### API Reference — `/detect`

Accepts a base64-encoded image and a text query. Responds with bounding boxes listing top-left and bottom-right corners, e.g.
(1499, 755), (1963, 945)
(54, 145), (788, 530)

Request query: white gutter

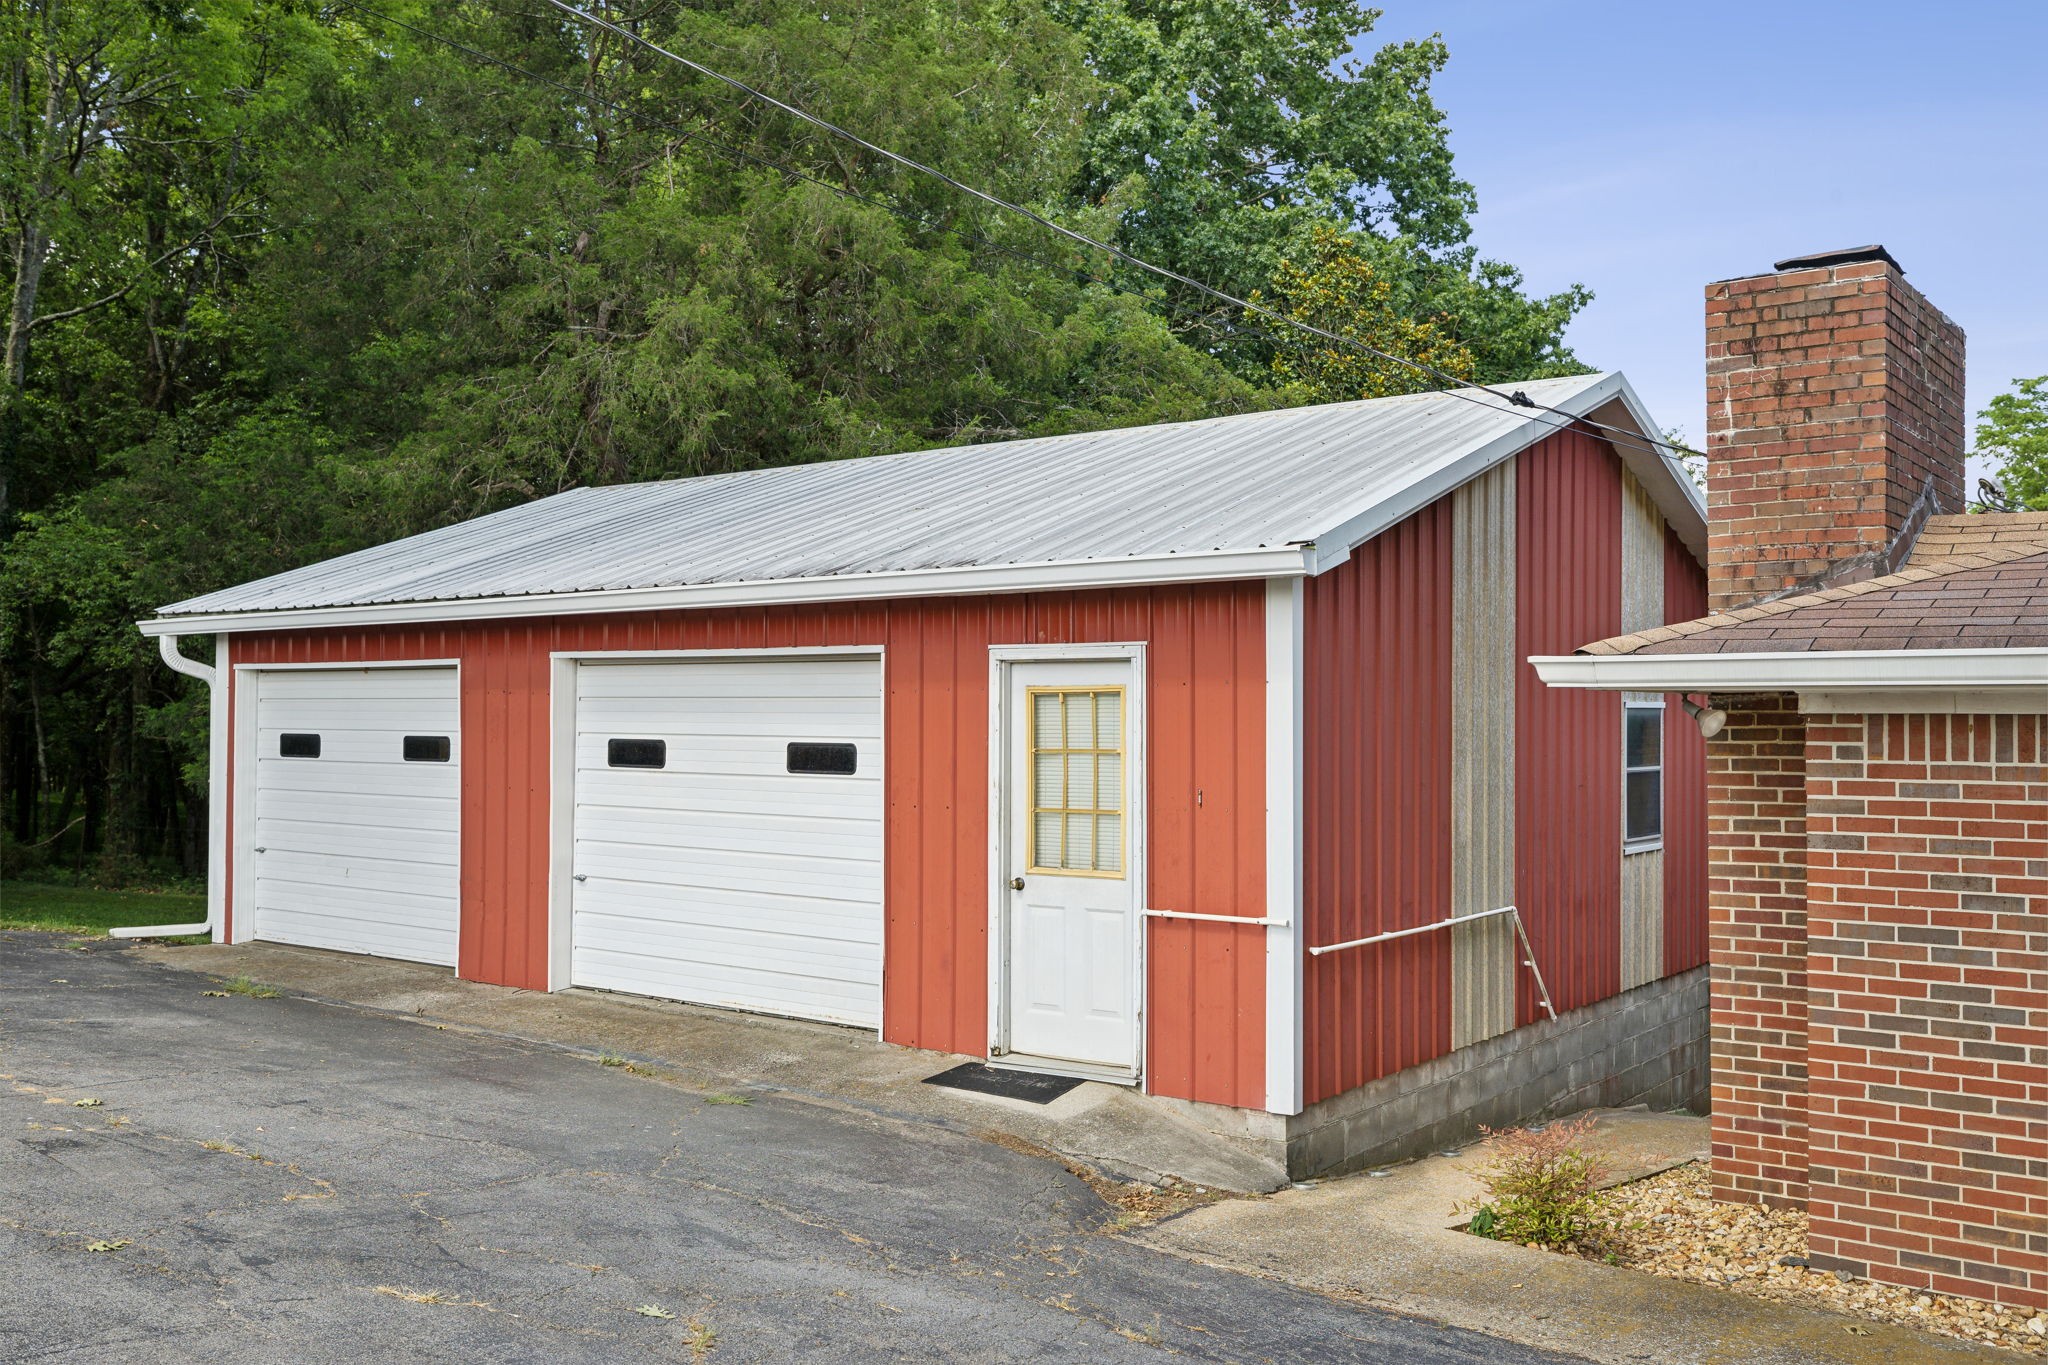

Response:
(135, 544), (1316, 637)
(1530, 647), (2048, 692)
(110, 635), (226, 942)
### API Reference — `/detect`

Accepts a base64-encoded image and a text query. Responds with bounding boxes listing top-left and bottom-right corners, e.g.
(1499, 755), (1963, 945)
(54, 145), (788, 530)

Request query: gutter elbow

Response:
(157, 633), (218, 686)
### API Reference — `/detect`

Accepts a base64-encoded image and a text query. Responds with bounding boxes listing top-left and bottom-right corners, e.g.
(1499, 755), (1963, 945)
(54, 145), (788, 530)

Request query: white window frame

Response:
(1622, 698), (1665, 854)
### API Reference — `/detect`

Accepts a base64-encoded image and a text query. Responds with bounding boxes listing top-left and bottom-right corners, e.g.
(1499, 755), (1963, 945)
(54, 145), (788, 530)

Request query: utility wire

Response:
(329, 1), (1392, 421)
(536, 0), (1707, 475)
(338, 0), (1704, 474)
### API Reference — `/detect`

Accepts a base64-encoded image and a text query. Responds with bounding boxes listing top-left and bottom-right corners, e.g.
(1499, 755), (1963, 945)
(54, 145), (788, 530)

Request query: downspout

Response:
(111, 634), (225, 941)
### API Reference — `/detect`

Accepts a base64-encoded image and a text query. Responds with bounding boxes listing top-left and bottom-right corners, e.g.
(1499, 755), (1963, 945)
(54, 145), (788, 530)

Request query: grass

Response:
(0, 880), (207, 941)
(215, 975), (280, 998)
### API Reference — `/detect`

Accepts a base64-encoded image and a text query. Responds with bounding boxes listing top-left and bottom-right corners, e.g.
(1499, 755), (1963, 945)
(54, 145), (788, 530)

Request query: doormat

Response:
(922, 1062), (1084, 1104)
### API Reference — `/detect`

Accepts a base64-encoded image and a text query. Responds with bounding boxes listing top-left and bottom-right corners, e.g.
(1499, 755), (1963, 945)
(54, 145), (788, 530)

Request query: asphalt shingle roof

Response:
(1578, 512), (2048, 656)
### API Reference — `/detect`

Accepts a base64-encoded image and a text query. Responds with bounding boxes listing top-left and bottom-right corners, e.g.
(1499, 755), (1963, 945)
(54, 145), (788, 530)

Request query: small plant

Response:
(700, 1092), (751, 1106)
(597, 1052), (628, 1067)
(1459, 1115), (1612, 1249)
(219, 976), (279, 998)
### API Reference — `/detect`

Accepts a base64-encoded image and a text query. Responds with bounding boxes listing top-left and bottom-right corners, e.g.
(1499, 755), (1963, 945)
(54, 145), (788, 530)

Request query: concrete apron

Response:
(1137, 1109), (2010, 1365)
(128, 941), (1289, 1195)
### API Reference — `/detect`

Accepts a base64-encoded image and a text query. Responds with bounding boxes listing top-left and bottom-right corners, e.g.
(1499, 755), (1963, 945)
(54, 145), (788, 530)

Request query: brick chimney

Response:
(1703, 246), (1965, 613)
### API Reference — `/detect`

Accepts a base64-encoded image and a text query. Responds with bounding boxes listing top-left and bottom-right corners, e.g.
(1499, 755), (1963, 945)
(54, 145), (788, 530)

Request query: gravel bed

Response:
(1575, 1163), (2046, 1356)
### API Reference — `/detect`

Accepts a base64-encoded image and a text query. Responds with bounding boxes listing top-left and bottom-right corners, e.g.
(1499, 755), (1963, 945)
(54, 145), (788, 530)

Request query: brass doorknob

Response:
(1009, 876), (1025, 891)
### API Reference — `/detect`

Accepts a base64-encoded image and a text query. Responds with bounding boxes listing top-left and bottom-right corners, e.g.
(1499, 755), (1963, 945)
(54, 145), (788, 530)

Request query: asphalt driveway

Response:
(1, 931), (1582, 1363)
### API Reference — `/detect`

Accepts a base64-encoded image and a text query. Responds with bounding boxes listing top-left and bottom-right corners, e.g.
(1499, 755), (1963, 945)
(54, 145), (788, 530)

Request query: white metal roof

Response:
(147, 372), (1701, 634)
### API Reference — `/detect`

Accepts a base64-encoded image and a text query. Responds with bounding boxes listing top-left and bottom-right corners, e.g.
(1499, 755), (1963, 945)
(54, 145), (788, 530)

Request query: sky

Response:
(1368, 1), (2048, 482)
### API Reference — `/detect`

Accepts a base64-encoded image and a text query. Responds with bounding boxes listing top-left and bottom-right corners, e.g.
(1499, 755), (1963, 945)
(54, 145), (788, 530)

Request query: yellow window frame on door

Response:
(1024, 685), (1127, 879)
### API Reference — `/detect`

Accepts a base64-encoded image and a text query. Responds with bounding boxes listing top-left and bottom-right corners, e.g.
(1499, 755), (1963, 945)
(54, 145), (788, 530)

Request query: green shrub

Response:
(1461, 1116), (1612, 1249)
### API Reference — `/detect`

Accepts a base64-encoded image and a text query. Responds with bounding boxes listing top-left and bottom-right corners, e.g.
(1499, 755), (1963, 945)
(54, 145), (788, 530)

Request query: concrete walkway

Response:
(130, 939), (1288, 1193)
(1138, 1109), (2011, 1365)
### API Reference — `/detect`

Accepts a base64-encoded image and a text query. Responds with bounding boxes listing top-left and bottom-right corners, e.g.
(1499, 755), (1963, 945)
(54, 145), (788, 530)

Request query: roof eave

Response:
(138, 544), (1316, 637)
(1304, 372), (1706, 574)
(1529, 647), (2048, 693)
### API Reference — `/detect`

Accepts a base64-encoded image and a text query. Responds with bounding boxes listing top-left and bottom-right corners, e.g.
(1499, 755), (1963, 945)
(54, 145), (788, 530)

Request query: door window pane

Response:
(1026, 687), (1126, 876)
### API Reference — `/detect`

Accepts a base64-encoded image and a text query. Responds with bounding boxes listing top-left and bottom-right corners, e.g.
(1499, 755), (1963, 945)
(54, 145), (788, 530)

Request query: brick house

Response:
(1535, 247), (2046, 1310)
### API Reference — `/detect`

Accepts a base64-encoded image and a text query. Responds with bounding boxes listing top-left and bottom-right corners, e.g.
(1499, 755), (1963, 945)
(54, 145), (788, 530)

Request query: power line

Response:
(336, 0), (1704, 475)
(535, 0), (1707, 474)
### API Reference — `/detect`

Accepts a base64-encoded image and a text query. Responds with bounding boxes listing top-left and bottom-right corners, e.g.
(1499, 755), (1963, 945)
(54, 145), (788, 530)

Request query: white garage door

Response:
(570, 656), (883, 1027)
(249, 667), (460, 966)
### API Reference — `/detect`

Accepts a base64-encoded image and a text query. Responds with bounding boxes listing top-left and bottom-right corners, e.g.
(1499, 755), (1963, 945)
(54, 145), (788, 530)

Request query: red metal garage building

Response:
(142, 372), (1709, 1176)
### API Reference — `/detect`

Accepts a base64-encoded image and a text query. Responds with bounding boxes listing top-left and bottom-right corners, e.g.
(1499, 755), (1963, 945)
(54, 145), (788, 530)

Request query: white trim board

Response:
(1531, 648), (2048, 693)
(139, 547), (1314, 637)
(1262, 577), (1305, 1116)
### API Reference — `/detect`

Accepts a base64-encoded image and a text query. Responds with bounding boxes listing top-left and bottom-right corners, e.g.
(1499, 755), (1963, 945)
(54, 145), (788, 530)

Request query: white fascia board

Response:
(1593, 372), (1708, 556)
(1304, 372), (1706, 576)
(1530, 648), (2048, 693)
(138, 545), (1315, 637)
(1306, 373), (1630, 576)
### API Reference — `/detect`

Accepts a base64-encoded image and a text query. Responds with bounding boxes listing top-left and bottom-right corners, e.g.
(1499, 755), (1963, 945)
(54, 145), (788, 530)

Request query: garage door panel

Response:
(575, 881), (879, 940)
(251, 667), (460, 968)
(579, 844), (878, 891)
(572, 948), (878, 1025)
(571, 657), (883, 1028)
(574, 817), (878, 863)
(258, 850), (457, 896)
(252, 789), (460, 832)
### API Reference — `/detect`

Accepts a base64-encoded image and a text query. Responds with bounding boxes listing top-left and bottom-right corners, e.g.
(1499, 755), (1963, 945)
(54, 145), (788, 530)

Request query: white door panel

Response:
(250, 667), (460, 966)
(1000, 659), (1139, 1074)
(570, 657), (884, 1028)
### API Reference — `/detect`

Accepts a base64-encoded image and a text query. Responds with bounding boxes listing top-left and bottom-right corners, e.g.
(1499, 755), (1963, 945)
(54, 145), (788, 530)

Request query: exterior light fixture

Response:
(1682, 697), (1727, 738)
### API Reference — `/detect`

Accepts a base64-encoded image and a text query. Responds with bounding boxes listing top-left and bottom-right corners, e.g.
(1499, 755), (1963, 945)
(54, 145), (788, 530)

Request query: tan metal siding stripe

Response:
(1450, 462), (1517, 1048)
(1619, 465), (1665, 989)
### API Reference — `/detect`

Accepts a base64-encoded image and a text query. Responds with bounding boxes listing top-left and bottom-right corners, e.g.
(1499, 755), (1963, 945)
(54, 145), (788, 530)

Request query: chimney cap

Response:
(1772, 244), (1902, 274)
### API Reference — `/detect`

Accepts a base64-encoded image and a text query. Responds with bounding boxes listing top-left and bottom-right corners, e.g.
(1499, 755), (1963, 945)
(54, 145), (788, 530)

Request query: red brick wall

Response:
(1802, 712), (2047, 1307)
(1704, 257), (1966, 612)
(1708, 695), (1811, 1207)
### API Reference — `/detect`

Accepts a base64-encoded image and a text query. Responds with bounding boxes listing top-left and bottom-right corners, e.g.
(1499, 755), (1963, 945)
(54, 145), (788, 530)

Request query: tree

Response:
(1976, 375), (2048, 510)
(1259, 225), (1473, 401)
(1055, 0), (1589, 382)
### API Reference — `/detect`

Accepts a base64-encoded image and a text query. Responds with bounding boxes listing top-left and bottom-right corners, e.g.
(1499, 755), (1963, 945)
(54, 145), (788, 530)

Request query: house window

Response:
(1027, 687), (1125, 876)
(1624, 702), (1663, 849)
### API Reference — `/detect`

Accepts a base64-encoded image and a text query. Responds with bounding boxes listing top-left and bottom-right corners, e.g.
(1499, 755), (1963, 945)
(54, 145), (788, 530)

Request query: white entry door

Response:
(569, 656), (884, 1028)
(248, 666), (460, 966)
(998, 659), (1140, 1077)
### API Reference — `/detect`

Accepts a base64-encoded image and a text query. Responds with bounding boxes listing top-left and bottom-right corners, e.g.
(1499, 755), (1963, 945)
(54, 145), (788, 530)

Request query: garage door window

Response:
(403, 735), (451, 762)
(1028, 687), (1124, 876)
(607, 737), (667, 768)
(786, 741), (858, 775)
(278, 733), (320, 758)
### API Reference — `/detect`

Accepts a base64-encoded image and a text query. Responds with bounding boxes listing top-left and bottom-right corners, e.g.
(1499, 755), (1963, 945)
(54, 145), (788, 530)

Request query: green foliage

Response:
(1977, 376), (2048, 510)
(1261, 225), (1474, 401)
(1, 0), (1591, 874)
(1461, 1117), (1613, 1249)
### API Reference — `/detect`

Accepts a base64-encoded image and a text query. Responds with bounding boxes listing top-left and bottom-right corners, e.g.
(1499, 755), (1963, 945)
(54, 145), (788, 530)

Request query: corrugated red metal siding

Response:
(1300, 498), (1455, 1104)
(1516, 428), (1624, 1021)
(226, 583), (1267, 1108)
(1661, 526), (1710, 976)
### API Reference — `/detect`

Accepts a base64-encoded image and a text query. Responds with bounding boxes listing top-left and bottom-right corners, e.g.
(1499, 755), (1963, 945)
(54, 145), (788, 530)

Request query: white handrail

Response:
(1142, 907), (1288, 927)
(1307, 905), (1558, 1022)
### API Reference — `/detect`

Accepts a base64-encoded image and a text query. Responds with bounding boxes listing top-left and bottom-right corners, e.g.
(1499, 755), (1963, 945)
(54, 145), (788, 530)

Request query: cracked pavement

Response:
(1, 931), (1585, 1363)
